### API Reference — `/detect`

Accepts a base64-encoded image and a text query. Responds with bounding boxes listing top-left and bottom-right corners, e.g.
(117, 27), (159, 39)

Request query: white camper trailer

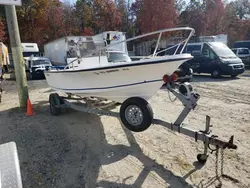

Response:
(21, 43), (40, 57)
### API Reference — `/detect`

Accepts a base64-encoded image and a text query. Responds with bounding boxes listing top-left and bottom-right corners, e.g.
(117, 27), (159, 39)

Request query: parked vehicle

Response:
(231, 48), (250, 66)
(25, 56), (52, 80)
(178, 42), (245, 78)
(148, 47), (193, 82)
(233, 40), (250, 50)
(173, 64), (193, 82)
(21, 43), (41, 57)
(21, 43), (52, 79)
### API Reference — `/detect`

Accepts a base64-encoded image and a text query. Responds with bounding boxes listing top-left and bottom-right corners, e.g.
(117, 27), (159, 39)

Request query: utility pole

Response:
(4, 5), (29, 108)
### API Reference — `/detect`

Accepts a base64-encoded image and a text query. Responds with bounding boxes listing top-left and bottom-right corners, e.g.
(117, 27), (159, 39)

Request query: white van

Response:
(231, 48), (250, 66)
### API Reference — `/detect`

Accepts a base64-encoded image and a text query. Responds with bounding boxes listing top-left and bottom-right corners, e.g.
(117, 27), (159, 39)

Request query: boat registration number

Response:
(93, 68), (129, 75)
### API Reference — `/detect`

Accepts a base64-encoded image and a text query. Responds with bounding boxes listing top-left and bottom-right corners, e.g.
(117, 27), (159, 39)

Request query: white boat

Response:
(44, 27), (195, 103)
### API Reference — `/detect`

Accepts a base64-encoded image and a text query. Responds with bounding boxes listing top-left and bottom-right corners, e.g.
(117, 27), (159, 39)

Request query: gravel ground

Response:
(0, 70), (250, 188)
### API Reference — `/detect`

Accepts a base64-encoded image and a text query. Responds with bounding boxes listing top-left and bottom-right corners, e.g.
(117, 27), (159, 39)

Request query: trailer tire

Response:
(49, 93), (62, 116)
(120, 97), (153, 132)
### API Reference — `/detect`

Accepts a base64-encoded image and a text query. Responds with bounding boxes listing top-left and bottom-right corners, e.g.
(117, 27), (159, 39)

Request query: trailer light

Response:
(171, 73), (178, 81)
(163, 75), (170, 83)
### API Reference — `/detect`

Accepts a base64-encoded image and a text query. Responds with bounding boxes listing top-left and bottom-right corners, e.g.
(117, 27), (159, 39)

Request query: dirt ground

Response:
(0, 70), (250, 188)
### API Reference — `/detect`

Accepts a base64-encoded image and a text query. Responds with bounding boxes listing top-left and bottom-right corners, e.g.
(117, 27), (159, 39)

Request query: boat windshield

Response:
(209, 42), (237, 58)
(107, 52), (131, 63)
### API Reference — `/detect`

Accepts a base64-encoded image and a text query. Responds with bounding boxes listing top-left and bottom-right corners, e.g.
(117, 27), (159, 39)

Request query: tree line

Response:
(0, 0), (249, 49)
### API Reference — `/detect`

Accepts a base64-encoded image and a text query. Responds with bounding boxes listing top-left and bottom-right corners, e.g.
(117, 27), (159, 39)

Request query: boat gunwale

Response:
(45, 56), (192, 74)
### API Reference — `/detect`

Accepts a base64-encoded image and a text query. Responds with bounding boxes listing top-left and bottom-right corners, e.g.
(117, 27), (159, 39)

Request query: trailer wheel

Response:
(49, 93), (62, 116)
(120, 97), (153, 132)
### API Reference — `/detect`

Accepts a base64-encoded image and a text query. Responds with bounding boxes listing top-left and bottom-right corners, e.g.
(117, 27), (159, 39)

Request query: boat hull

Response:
(44, 55), (192, 103)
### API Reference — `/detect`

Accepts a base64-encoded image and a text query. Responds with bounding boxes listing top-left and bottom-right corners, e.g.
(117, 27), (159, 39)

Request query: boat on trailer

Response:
(45, 27), (238, 166)
(45, 27), (194, 103)
(45, 27), (194, 129)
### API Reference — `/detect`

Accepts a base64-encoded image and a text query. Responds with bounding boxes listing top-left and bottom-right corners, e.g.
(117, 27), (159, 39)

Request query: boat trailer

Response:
(49, 82), (237, 163)
(48, 82), (237, 165)
(49, 82), (239, 188)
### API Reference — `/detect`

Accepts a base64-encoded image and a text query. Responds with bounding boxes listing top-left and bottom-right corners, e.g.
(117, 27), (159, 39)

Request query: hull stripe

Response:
(49, 79), (163, 91)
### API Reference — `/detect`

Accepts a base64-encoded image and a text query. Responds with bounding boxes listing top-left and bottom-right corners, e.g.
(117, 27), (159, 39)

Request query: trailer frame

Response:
(48, 82), (237, 163)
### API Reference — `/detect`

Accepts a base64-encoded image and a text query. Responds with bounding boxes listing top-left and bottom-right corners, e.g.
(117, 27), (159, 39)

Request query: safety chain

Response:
(215, 146), (223, 188)
(214, 145), (239, 188)
(167, 90), (177, 102)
